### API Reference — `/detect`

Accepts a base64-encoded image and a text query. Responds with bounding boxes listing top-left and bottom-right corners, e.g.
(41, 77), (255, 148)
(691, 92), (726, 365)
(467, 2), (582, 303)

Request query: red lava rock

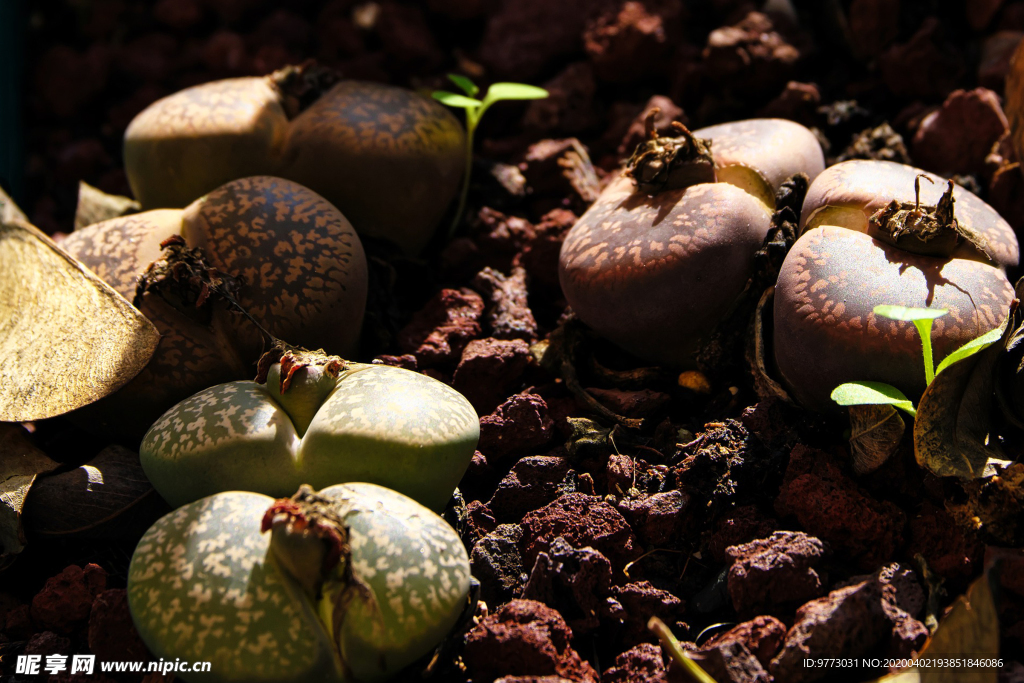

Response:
(846, 0), (901, 58)
(473, 267), (539, 341)
(31, 564), (107, 634)
(602, 643), (668, 683)
(523, 62), (599, 135)
(616, 489), (690, 546)
(706, 615), (787, 668)
(690, 641), (770, 683)
(453, 337), (533, 413)
(616, 95), (686, 157)
(4, 604), (34, 640)
(725, 531), (828, 614)
(475, 208), (537, 263)
(610, 580), (686, 648)
(397, 288), (485, 368)
(586, 388), (670, 418)
(521, 493), (642, 569)
(769, 579), (892, 683)
(515, 209), (577, 291)
(488, 456), (573, 522)
(88, 589), (149, 662)
(462, 451), (497, 502)
(907, 502), (984, 590)
(739, 399), (798, 451)
(23, 631), (71, 657)
(757, 81), (821, 127)
(606, 454), (634, 495)
(478, 0), (609, 80)
(472, 524), (528, 606)
(979, 31), (1024, 90)
(708, 505), (781, 563)
(462, 599), (600, 683)
(583, 1), (681, 83)
(522, 536), (613, 633)
(774, 445), (906, 570)
(375, 1), (443, 72)
(466, 499), (499, 539)
(518, 138), (601, 212)
(479, 393), (556, 461)
(703, 12), (800, 101)
(878, 17), (965, 100)
(912, 88), (1009, 176)
(372, 354), (418, 371)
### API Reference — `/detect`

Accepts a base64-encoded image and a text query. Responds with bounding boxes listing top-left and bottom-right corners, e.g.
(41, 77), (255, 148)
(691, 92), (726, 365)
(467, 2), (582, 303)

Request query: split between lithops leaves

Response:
(128, 483), (472, 683)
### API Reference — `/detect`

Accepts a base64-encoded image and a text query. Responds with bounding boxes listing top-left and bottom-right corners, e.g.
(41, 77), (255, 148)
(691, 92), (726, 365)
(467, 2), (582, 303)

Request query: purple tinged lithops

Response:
(140, 361), (479, 512)
(127, 483), (472, 682)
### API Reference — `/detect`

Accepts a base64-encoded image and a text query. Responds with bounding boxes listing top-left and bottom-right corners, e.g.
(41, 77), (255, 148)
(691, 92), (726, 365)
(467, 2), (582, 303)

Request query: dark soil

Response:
(4, 1), (1024, 682)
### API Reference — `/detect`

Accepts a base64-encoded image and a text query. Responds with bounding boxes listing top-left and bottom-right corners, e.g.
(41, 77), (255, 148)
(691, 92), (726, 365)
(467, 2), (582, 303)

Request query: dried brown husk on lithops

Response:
(124, 67), (465, 254)
(0, 218), (159, 423)
(848, 404), (905, 475)
(61, 176), (368, 437)
(1, 424), (60, 568)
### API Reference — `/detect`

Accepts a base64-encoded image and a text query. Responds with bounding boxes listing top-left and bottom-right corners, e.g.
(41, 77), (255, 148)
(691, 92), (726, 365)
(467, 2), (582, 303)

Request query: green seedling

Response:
(831, 304), (1005, 417)
(433, 75), (548, 237)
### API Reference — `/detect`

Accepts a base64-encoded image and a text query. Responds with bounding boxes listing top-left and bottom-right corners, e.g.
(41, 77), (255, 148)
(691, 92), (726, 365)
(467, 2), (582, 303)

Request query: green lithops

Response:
(140, 349), (479, 512)
(128, 484), (472, 682)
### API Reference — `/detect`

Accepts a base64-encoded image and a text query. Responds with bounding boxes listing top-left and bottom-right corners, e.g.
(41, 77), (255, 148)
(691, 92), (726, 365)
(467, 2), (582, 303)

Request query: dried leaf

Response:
(872, 569), (998, 683)
(0, 220), (160, 421)
(914, 322), (1006, 479)
(0, 185), (27, 225)
(747, 287), (794, 403)
(24, 445), (166, 538)
(849, 404), (905, 475)
(74, 181), (140, 231)
(0, 424), (61, 569)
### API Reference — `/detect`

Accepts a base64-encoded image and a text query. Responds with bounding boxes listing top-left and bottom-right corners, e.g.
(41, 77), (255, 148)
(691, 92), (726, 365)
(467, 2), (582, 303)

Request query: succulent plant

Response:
(123, 65), (465, 253)
(774, 160), (1019, 411)
(140, 347), (479, 512)
(558, 116), (824, 366)
(127, 483), (472, 683)
(60, 176), (368, 436)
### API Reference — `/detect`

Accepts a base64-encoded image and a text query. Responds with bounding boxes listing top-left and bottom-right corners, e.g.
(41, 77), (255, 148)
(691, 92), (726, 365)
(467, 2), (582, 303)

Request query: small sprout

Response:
(433, 75), (548, 237)
(648, 616), (718, 683)
(832, 304), (1004, 417)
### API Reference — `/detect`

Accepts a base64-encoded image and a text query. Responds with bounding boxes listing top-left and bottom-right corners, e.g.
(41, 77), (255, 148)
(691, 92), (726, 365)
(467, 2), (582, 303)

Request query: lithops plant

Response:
(774, 161), (1019, 411)
(61, 176), (367, 436)
(558, 114), (824, 366)
(124, 65), (465, 253)
(128, 483), (472, 683)
(140, 346), (479, 512)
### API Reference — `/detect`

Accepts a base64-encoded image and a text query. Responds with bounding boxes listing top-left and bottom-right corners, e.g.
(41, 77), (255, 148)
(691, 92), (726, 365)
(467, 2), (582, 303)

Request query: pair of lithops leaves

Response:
(559, 116), (826, 366)
(125, 65), (465, 254)
(774, 160), (1019, 412)
(128, 483), (472, 683)
(140, 345), (479, 513)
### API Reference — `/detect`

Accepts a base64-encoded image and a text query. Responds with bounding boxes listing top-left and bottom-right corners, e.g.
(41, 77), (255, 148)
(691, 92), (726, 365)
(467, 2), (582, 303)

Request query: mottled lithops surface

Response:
(127, 492), (341, 683)
(127, 484), (470, 683)
(559, 175), (771, 366)
(800, 160), (1020, 269)
(141, 363), (479, 511)
(60, 177), (368, 436)
(774, 226), (1016, 411)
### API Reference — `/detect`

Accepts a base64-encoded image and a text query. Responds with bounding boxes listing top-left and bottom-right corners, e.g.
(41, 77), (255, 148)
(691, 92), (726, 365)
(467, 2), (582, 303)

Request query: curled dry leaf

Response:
(848, 404), (905, 475)
(0, 219), (159, 422)
(0, 424), (60, 569)
(913, 310), (1011, 480)
(747, 287), (794, 403)
(23, 444), (166, 539)
(74, 181), (140, 232)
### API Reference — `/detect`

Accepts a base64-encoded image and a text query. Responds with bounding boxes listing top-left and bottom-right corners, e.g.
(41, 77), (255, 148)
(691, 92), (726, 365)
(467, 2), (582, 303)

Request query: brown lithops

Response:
(774, 160), (1019, 411)
(124, 67), (465, 254)
(61, 176), (368, 435)
(559, 116), (824, 366)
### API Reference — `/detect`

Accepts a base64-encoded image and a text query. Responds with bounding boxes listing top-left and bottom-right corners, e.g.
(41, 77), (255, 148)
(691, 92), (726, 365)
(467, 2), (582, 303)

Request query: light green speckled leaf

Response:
(127, 492), (342, 683)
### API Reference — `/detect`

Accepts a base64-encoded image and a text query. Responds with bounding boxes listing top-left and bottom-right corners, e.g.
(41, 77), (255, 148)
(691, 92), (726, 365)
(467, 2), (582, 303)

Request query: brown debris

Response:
(462, 599), (600, 683)
(912, 88), (1009, 176)
(837, 123), (911, 164)
(774, 445), (906, 570)
(473, 267), (539, 341)
(725, 531), (828, 614)
(31, 564), (108, 634)
(396, 287), (485, 368)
